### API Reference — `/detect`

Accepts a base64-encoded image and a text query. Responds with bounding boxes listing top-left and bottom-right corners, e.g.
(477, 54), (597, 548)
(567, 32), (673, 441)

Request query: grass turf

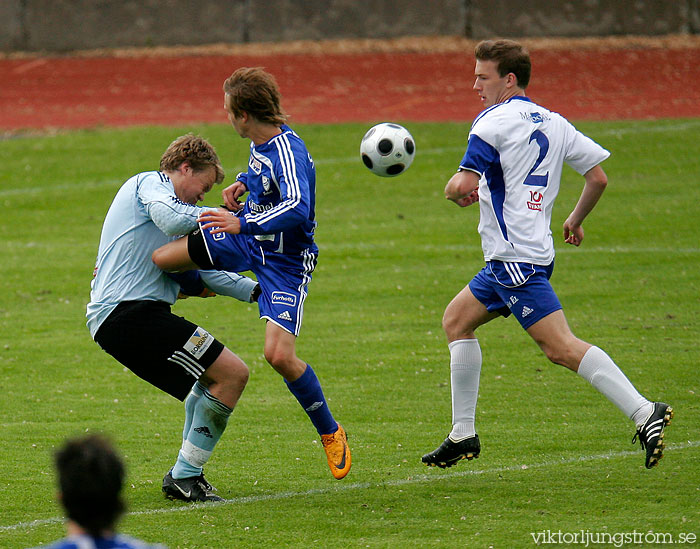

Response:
(0, 119), (698, 548)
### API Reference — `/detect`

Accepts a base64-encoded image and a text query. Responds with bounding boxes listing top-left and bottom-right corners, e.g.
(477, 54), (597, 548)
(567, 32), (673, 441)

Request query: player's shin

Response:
(577, 346), (652, 426)
(285, 364), (338, 435)
(448, 339), (482, 441)
(182, 381), (205, 441)
(172, 387), (233, 479)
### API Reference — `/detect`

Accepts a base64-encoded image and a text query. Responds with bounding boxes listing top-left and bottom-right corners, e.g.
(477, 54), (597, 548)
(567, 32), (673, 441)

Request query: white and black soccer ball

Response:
(360, 122), (416, 177)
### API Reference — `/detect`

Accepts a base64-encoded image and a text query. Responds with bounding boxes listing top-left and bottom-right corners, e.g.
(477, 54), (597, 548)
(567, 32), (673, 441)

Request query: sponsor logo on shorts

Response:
(184, 327), (214, 359)
(277, 310), (293, 321)
(507, 295), (519, 308)
(522, 306), (534, 318)
(272, 291), (297, 307)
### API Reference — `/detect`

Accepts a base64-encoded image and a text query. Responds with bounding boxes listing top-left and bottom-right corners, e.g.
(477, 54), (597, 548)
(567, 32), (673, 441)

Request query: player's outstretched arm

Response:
(563, 164), (608, 246)
(445, 170), (480, 207)
(199, 270), (259, 303)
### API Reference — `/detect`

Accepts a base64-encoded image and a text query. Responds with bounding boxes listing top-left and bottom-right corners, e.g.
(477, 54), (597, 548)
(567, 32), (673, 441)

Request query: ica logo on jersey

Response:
(527, 190), (543, 211)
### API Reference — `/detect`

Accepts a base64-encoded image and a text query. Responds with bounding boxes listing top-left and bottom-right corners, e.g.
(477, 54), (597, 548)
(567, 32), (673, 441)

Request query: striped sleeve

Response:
(139, 172), (207, 236)
(239, 133), (309, 235)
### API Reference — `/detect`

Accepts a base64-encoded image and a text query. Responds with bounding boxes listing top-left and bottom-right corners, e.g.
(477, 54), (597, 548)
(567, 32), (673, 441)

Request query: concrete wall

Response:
(0, 0), (248, 52)
(246, 0), (466, 42)
(0, 0), (697, 53)
(468, 0), (693, 39)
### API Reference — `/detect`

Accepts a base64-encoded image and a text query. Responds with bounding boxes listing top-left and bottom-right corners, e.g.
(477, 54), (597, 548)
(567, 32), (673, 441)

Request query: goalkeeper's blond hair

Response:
(160, 133), (224, 184)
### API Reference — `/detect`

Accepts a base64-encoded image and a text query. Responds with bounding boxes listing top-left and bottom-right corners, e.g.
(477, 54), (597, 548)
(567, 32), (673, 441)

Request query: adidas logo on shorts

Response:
(522, 306), (534, 318)
(277, 310), (293, 321)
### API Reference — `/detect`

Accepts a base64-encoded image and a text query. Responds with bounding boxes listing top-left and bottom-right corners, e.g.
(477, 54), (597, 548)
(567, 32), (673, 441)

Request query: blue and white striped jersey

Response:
(86, 171), (206, 338)
(460, 96), (610, 265)
(235, 125), (318, 255)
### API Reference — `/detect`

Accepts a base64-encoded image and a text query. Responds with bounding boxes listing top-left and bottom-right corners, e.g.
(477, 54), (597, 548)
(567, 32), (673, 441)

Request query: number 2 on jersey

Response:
(523, 129), (549, 187)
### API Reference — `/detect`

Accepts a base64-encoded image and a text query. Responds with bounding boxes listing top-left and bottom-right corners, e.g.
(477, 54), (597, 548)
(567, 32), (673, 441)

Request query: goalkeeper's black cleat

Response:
(422, 434), (480, 468)
(162, 469), (223, 502)
(633, 402), (673, 469)
(196, 470), (217, 493)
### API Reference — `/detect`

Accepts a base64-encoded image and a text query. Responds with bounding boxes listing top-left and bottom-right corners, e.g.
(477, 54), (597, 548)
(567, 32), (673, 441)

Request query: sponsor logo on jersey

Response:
(521, 112), (550, 124)
(249, 200), (276, 213)
(184, 327), (214, 359)
(262, 175), (273, 195)
(212, 231), (226, 241)
(254, 234), (275, 242)
(272, 291), (297, 307)
(250, 157), (262, 174)
(527, 190), (543, 211)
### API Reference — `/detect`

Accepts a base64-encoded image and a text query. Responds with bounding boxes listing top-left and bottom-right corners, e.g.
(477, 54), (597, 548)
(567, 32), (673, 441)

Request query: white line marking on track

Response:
(3, 440), (698, 533)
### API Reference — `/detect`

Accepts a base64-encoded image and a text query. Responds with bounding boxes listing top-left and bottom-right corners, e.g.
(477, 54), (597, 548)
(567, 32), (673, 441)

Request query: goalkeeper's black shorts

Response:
(94, 300), (225, 401)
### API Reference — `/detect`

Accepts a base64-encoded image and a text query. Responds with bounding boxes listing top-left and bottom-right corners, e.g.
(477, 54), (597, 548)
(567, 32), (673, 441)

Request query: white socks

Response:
(577, 346), (653, 427)
(447, 342), (652, 440)
(448, 339), (482, 441)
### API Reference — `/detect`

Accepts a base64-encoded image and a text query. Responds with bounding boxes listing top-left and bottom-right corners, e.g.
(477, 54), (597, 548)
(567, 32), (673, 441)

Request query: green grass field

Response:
(1, 119), (698, 548)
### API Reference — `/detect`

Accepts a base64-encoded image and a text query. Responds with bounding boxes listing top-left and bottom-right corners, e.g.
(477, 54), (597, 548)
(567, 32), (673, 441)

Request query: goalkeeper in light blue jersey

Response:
(152, 68), (351, 480)
(87, 134), (258, 502)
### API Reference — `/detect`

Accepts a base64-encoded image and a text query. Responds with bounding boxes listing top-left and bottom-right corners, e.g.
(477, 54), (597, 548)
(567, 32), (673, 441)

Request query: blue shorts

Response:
(468, 261), (562, 330)
(189, 227), (316, 336)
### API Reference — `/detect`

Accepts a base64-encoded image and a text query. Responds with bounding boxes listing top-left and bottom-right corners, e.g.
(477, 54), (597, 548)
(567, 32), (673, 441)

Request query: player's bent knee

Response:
(151, 247), (170, 269)
(540, 343), (582, 371)
(542, 346), (564, 366)
(207, 350), (249, 385)
(442, 309), (476, 341)
(264, 347), (289, 370)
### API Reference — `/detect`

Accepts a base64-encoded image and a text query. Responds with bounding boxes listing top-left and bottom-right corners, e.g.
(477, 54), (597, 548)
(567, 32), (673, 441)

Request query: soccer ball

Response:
(360, 122), (415, 177)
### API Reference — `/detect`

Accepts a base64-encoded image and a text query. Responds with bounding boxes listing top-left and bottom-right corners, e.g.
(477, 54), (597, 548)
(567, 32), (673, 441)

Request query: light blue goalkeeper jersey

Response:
(86, 171), (207, 338)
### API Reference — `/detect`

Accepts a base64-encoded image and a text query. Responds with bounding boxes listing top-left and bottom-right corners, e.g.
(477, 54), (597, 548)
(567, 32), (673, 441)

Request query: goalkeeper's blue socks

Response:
(285, 364), (338, 436)
(172, 384), (232, 479)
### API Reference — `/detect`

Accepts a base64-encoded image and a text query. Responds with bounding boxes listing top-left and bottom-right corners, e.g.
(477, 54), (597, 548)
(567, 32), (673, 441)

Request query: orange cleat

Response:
(321, 424), (352, 479)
